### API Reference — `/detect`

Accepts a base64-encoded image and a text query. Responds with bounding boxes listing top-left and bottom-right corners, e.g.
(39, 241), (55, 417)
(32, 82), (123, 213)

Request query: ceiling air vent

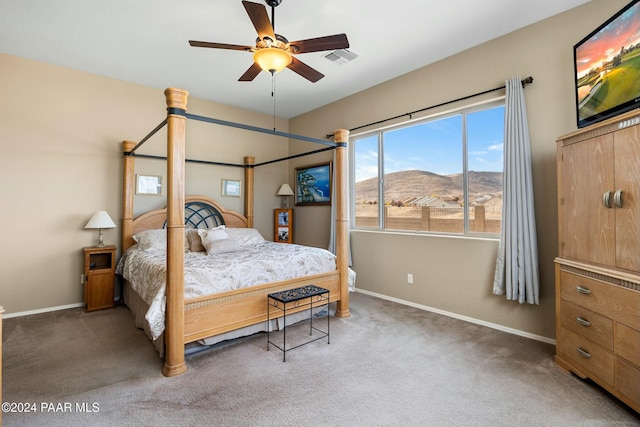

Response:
(324, 49), (358, 65)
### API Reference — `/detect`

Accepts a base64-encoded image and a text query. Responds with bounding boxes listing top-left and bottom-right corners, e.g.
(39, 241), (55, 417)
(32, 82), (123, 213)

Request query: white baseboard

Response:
(354, 288), (556, 346)
(3, 303), (85, 319)
(4, 296), (124, 319)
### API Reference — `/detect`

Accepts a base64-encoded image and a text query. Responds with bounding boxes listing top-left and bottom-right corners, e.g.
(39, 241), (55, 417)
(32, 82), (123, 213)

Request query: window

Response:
(352, 102), (504, 236)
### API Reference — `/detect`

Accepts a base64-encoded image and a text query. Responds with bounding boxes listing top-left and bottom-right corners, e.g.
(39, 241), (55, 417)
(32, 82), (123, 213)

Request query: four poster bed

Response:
(119, 88), (351, 377)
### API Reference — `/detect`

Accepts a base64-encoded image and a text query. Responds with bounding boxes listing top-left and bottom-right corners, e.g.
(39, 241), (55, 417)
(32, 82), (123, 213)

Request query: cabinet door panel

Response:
(274, 209), (293, 243)
(616, 323), (640, 367)
(560, 135), (615, 265)
(614, 127), (640, 272)
(616, 357), (640, 405)
(86, 272), (114, 311)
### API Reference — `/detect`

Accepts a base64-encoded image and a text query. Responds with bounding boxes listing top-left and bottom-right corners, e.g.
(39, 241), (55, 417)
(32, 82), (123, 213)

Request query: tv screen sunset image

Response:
(575, 1), (640, 123)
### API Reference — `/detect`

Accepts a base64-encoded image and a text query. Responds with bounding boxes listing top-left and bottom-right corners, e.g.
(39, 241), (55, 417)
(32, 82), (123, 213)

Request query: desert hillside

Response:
(355, 170), (503, 204)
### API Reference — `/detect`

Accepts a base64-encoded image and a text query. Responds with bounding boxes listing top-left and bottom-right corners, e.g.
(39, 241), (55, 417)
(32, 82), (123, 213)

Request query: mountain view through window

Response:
(352, 103), (504, 235)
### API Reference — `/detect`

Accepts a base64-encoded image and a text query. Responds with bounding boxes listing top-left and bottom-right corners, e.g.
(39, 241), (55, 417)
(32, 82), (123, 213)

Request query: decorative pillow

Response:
(186, 229), (205, 252)
(201, 237), (242, 255)
(198, 226), (241, 255)
(225, 228), (266, 246)
(197, 226), (228, 242)
(132, 229), (166, 251)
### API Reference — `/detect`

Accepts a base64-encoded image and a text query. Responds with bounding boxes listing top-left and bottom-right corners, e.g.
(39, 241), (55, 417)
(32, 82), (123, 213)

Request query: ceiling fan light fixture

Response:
(254, 47), (292, 73)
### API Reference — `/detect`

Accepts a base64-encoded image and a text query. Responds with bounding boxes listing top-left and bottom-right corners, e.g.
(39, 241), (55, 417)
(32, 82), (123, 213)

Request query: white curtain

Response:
(492, 77), (540, 304)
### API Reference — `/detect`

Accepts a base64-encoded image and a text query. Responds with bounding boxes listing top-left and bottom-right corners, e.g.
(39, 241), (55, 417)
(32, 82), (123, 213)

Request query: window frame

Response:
(349, 99), (505, 238)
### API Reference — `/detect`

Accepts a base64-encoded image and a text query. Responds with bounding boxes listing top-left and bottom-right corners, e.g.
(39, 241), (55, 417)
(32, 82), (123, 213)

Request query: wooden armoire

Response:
(555, 109), (640, 413)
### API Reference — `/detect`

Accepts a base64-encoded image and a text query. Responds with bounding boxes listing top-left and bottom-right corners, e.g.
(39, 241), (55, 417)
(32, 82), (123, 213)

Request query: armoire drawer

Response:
(558, 327), (615, 386)
(616, 357), (640, 406)
(560, 299), (613, 350)
(559, 270), (640, 329)
(616, 323), (640, 368)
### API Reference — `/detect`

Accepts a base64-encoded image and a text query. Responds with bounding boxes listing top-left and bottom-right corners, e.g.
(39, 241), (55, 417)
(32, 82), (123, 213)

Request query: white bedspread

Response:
(117, 241), (354, 340)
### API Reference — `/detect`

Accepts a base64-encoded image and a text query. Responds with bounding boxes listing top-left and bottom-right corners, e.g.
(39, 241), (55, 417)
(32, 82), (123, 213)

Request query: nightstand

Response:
(274, 208), (293, 243)
(83, 246), (116, 312)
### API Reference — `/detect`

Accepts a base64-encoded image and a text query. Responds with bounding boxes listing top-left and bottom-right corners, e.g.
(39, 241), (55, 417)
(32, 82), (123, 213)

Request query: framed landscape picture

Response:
(295, 162), (332, 206)
(221, 179), (241, 197)
(135, 174), (163, 196)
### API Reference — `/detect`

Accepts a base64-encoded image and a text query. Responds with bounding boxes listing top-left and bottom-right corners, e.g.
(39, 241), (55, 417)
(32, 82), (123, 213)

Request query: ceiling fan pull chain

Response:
(272, 71), (277, 132)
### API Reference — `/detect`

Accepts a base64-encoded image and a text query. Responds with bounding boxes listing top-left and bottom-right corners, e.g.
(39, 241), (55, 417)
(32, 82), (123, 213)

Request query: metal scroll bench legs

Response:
(267, 285), (330, 361)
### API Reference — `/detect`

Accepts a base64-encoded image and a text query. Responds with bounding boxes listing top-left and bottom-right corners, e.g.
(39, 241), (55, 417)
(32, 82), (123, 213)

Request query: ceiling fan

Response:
(189, 0), (349, 83)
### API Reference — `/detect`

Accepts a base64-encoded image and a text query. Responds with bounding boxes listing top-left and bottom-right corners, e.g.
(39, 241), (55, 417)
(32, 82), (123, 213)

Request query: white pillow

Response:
(132, 229), (166, 251)
(225, 228), (266, 246)
(198, 227), (242, 255)
(197, 226), (228, 242)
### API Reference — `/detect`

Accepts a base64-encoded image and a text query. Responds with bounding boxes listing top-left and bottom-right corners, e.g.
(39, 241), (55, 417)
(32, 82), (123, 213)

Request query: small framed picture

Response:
(295, 162), (332, 206)
(221, 179), (241, 197)
(278, 210), (289, 226)
(135, 174), (163, 196)
(277, 227), (289, 242)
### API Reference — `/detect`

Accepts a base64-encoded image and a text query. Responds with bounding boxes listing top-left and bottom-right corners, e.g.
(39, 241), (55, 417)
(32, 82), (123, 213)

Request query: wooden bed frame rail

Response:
(122, 88), (350, 376)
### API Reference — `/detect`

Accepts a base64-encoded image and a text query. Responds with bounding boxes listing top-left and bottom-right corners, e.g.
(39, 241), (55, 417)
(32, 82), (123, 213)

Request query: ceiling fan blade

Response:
(189, 40), (252, 51)
(288, 34), (349, 54)
(242, 1), (275, 42)
(287, 57), (324, 83)
(239, 62), (263, 82)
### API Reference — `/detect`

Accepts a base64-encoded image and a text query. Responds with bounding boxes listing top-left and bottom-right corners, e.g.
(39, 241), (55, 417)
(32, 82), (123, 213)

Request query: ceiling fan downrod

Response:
(265, 0), (282, 31)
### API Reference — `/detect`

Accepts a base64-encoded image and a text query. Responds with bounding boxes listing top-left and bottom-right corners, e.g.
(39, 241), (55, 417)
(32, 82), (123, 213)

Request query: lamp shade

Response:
(276, 184), (294, 196)
(85, 211), (116, 229)
(254, 48), (292, 73)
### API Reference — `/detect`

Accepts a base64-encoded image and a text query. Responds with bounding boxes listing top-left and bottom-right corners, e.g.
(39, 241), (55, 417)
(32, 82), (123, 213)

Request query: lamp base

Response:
(97, 229), (105, 247)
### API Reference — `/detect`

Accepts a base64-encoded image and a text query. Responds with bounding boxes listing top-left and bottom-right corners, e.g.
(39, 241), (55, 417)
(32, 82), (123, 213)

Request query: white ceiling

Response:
(0, 0), (590, 118)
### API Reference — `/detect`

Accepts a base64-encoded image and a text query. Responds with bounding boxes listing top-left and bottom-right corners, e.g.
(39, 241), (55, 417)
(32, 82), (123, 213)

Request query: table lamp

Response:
(85, 211), (116, 247)
(276, 184), (294, 208)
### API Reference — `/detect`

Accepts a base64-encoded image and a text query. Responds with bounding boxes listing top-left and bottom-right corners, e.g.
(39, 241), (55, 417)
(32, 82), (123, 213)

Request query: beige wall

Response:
(289, 0), (630, 340)
(0, 0), (629, 341)
(0, 54), (289, 314)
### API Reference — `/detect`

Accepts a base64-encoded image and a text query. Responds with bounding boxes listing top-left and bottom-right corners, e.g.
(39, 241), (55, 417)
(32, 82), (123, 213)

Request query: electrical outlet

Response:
(407, 273), (413, 284)
(81, 274), (85, 285)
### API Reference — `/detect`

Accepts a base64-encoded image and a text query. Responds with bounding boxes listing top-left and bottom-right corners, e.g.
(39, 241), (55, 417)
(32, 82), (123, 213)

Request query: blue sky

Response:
(354, 105), (504, 182)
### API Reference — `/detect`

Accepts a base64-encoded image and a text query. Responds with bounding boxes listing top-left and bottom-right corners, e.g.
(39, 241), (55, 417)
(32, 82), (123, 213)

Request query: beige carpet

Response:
(3, 292), (639, 426)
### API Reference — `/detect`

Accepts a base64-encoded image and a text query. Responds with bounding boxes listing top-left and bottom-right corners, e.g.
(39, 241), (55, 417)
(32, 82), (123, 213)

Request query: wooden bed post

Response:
(122, 141), (136, 252)
(333, 129), (351, 318)
(244, 156), (255, 228)
(163, 88), (189, 377)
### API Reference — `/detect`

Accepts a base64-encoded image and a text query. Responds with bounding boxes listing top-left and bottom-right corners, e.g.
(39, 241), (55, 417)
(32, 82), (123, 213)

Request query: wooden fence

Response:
(354, 205), (501, 233)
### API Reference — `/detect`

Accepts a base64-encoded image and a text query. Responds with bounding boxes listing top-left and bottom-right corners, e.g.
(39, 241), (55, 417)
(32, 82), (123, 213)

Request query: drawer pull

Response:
(576, 286), (591, 295)
(602, 191), (612, 208)
(575, 317), (591, 327)
(576, 347), (591, 359)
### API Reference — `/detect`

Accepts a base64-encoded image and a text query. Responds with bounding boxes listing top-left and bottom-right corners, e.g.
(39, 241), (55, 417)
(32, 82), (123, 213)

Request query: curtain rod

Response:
(325, 76), (533, 138)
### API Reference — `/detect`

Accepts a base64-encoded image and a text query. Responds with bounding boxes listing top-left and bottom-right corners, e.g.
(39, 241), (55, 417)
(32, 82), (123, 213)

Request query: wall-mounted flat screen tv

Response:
(574, 0), (640, 128)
